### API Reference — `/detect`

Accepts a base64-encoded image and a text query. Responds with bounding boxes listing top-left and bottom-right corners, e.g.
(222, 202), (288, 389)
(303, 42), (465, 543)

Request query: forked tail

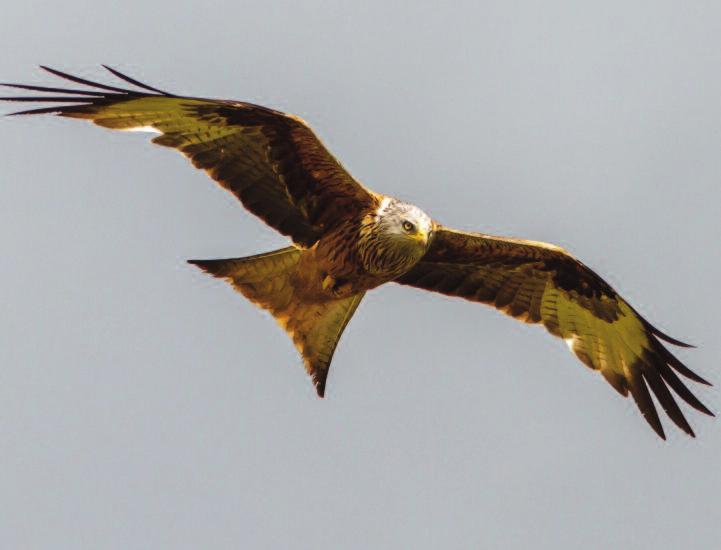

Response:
(189, 247), (364, 396)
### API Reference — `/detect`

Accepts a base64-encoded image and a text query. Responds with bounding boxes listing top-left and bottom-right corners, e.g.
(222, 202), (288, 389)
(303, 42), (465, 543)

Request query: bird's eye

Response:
(402, 220), (415, 233)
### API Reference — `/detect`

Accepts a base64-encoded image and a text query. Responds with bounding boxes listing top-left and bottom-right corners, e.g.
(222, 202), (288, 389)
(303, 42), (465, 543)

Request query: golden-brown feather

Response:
(189, 247), (364, 397)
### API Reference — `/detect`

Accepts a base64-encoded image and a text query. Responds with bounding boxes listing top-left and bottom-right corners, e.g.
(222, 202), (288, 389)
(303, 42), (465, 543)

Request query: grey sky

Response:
(1, 1), (720, 548)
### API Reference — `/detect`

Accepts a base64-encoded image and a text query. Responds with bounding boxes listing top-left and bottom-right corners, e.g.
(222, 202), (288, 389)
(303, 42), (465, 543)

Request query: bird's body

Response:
(292, 196), (433, 300)
(1, 66), (713, 439)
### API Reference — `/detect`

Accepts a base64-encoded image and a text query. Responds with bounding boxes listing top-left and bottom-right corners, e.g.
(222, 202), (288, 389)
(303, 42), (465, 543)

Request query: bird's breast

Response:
(301, 220), (418, 299)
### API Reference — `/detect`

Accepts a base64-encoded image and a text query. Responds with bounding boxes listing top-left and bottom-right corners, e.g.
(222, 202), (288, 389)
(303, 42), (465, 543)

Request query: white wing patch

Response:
(121, 125), (161, 134)
(565, 336), (578, 352)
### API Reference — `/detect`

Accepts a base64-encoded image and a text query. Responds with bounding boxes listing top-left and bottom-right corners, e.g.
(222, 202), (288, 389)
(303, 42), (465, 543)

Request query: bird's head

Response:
(358, 197), (434, 277)
(377, 198), (433, 249)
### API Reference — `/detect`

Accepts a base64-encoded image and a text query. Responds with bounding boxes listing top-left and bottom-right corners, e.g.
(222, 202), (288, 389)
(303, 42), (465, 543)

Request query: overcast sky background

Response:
(1, 2), (720, 548)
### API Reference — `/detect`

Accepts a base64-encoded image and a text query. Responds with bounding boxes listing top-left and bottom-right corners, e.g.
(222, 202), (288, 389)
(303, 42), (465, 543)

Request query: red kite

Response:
(2, 66), (712, 439)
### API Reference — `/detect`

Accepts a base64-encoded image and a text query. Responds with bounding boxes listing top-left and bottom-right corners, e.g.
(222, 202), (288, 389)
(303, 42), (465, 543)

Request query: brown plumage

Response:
(2, 66), (713, 439)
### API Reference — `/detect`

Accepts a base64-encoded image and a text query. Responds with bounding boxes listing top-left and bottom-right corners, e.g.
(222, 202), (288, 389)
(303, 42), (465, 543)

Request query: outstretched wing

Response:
(396, 226), (713, 439)
(1, 66), (378, 247)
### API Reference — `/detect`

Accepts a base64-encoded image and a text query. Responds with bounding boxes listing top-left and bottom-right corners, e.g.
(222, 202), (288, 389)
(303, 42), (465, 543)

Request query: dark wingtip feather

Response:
(102, 65), (173, 96)
(639, 314), (694, 349)
(657, 361), (715, 417)
(628, 370), (667, 440)
(625, 301), (695, 348)
(641, 358), (696, 437)
(0, 83), (105, 96)
(650, 325), (695, 348)
(4, 105), (80, 116)
(0, 96), (93, 102)
(39, 65), (134, 94)
(651, 338), (711, 386)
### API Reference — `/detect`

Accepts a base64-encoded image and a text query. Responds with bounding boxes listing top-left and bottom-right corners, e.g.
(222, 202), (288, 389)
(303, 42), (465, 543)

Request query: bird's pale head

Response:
(377, 197), (433, 245)
(358, 197), (434, 278)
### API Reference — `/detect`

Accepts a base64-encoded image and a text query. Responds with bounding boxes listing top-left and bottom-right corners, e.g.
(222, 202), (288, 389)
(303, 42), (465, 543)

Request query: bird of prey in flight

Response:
(2, 66), (713, 439)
